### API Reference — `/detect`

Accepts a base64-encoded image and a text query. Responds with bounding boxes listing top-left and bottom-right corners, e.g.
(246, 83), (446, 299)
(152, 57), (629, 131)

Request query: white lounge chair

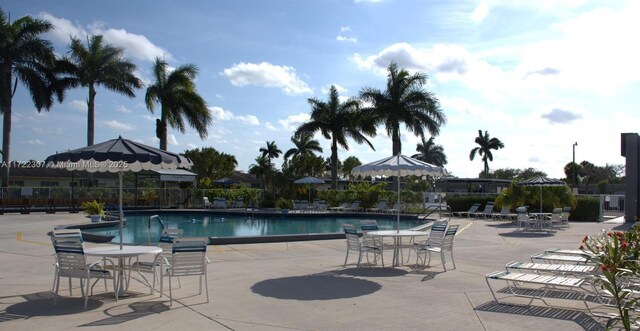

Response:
(366, 200), (388, 213)
(472, 202), (495, 218)
(505, 261), (596, 276)
(329, 202), (350, 212)
(452, 203), (480, 218)
(203, 197), (211, 209)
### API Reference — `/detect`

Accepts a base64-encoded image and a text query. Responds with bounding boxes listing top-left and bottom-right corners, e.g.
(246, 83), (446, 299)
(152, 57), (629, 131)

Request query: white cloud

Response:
(221, 62), (313, 95)
(354, 0), (383, 3)
(235, 115), (260, 126)
(340, 26), (352, 32)
(209, 106), (234, 121)
(115, 105), (131, 113)
(142, 114), (157, 121)
(265, 121), (278, 131)
(68, 100), (86, 112)
(209, 106), (259, 125)
(27, 139), (45, 145)
(321, 84), (349, 94)
(104, 120), (134, 131)
(168, 134), (179, 146)
(39, 12), (171, 62)
(187, 143), (199, 149)
(278, 113), (310, 131)
(471, 3), (489, 23)
(337, 35), (358, 43)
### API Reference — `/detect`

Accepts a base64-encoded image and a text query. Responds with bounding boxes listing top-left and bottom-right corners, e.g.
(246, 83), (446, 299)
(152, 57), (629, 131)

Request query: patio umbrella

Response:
(45, 136), (192, 249)
(518, 176), (566, 213)
(213, 177), (238, 187)
(294, 176), (326, 202)
(351, 154), (447, 232)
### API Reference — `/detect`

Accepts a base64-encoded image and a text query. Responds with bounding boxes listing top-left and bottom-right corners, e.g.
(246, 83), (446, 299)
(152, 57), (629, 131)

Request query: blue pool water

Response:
(83, 212), (423, 244)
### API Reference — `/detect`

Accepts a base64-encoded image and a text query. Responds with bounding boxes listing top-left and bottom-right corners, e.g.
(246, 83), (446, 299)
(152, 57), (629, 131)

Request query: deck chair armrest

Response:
(206, 256), (211, 264)
(89, 257), (116, 269)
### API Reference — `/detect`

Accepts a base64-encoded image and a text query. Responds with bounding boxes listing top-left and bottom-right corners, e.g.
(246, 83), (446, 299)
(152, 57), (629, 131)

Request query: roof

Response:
(150, 169), (197, 182)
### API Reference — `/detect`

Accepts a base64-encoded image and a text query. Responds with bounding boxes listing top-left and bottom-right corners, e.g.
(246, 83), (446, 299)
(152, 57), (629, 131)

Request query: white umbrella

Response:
(518, 176), (566, 212)
(45, 136), (192, 249)
(352, 154), (447, 232)
(294, 176), (325, 202)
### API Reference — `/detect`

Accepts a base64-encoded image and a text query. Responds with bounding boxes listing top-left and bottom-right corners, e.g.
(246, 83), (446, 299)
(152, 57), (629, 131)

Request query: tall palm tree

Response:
(469, 130), (504, 175)
(284, 134), (323, 163)
(58, 34), (142, 146)
(412, 136), (447, 167)
(295, 85), (376, 189)
(145, 57), (211, 150)
(248, 155), (271, 189)
(360, 62), (446, 156)
(259, 141), (282, 168)
(0, 10), (62, 187)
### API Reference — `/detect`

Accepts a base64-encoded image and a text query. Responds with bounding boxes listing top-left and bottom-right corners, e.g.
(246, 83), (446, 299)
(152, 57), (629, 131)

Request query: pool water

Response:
(83, 212), (423, 244)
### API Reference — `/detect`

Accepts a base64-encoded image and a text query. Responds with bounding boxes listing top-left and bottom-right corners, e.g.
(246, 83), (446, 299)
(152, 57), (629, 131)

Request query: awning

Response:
(151, 169), (197, 182)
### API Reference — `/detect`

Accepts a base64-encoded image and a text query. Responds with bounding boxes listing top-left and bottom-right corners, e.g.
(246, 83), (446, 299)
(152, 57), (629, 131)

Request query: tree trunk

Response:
(2, 71), (12, 187)
(159, 105), (167, 150)
(330, 138), (338, 190)
(87, 84), (96, 146)
(392, 124), (401, 156)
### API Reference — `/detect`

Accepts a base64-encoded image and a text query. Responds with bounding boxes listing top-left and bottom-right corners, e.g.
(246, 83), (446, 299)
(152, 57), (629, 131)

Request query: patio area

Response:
(0, 212), (626, 330)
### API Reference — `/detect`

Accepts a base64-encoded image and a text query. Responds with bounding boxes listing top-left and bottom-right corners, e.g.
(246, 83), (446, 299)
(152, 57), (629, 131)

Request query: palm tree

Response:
(58, 34), (142, 146)
(145, 57), (211, 150)
(0, 10), (62, 187)
(259, 141), (282, 168)
(412, 136), (447, 167)
(284, 134), (323, 163)
(469, 130), (504, 175)
(295, 85), (376, 189)
(360, 62), (445, 156)
(248, 155), (271, 189)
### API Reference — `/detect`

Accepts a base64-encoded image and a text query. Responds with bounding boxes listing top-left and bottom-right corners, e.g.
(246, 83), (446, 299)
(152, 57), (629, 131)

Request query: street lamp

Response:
(572, 142), (578, 187)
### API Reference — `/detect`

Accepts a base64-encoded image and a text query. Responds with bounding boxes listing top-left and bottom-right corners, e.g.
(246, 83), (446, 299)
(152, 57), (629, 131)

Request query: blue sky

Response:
(5, 0), (639, 178)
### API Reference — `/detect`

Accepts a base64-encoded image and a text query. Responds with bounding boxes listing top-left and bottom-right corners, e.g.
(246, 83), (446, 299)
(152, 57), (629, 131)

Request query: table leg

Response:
(116, 257), (130, 298)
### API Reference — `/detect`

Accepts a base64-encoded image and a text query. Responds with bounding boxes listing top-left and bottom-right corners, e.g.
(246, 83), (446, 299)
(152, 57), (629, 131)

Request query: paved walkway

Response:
(0, 213), (627, 330)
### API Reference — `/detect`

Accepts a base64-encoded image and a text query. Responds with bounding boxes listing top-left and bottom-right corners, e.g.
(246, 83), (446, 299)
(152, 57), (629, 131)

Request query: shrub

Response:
(275, 198), (293, 209)
(569, 196), (599, 222)
(446, 195), (497, 213)
(81, 200), (104, 215)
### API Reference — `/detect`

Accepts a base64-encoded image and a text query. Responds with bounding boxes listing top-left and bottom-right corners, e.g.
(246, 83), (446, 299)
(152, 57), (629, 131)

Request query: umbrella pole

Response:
(397, 168), (400, 233)
(539, 185), (543, 213)
(119, 172), (124, 250)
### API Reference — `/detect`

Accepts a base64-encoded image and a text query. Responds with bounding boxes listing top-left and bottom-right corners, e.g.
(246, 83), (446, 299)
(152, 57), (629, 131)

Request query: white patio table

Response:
(85, 245), (162, 297)
(366, 230), (429, 267)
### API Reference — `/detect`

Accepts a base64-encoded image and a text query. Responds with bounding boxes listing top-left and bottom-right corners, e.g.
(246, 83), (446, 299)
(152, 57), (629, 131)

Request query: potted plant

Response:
(82, 200), (105, 222)
(275, 198), (293, 213)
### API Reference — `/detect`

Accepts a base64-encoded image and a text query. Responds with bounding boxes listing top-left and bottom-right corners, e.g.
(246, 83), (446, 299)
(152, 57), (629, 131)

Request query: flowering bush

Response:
(582, 229), (640, 330)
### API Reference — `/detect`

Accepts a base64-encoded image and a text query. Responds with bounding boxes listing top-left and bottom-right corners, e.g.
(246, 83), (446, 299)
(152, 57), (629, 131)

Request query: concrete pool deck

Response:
(0, 212), (628, 330)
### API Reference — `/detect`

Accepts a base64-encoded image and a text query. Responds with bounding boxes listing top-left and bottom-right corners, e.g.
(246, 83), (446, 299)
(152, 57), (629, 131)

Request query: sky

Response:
(4, 0), (639, 179)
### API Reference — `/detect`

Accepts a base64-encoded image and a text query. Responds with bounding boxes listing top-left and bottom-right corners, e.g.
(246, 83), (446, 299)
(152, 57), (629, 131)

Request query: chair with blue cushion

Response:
(343, 223), (384, 268)
(51, 235), (116, 308)
(161, 238), (210, 305)
(129, 228), (183, 295)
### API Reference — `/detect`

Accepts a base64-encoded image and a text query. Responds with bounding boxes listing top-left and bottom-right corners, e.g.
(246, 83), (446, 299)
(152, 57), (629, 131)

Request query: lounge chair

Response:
(366, 200), (388, 213)
(203, 197), (211, 209)
(452, 203), (480, 218)
(485, 270), (596, 311)
(385, 202), (401, 214)
(344, 201), (362, 212)
(232, 198), (244, 209)
(530, 252), (590, 264)
(212, 197), (226, 209)
(472, 202), (495, 218)
(491, 206), (515, 220)
(505, 261), (596, 276)
(329, 202), (350, 212)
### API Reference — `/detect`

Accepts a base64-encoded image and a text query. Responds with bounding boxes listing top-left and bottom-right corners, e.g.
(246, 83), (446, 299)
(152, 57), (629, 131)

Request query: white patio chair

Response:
(413, 221), (448, 266)
(343, 224), (383, 267)
(160, 238), (210, 306)
(561, 207), (571, 227)
(51, 236), (116, 308)
(129, 228), (184, 295)
(423, 224), (459, 271)
(548, 208), (563, 229)
(203, 197), (211, 209)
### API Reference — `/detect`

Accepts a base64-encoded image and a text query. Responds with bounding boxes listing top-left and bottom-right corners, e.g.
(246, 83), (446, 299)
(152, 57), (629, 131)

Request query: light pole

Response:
(572, 142), (578, 188)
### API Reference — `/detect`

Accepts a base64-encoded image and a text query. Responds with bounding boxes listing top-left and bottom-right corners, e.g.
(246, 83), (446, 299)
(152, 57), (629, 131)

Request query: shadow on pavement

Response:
(251, 273), (381, 300)
(475, 301), (605, 331)
(498, 231), (555, 238)
(334, 267), (408, 278)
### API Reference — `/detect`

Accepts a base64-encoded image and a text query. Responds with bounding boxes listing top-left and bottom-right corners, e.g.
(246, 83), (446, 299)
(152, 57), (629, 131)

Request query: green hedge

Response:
(446, 195), (498, 213)
(569, 196), (599, 222)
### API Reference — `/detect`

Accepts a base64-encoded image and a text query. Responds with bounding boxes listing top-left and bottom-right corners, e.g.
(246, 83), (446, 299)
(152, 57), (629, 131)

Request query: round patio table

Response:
(366, 230), (429, 267)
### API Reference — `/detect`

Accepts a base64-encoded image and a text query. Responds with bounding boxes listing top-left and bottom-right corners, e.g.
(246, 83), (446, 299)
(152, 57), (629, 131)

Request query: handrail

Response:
(149, 214), (165, 230)
(416, 204), (450, 222)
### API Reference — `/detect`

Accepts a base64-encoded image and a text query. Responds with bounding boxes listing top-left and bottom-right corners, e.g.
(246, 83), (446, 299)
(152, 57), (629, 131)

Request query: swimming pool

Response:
(82, 212), (424, 244)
